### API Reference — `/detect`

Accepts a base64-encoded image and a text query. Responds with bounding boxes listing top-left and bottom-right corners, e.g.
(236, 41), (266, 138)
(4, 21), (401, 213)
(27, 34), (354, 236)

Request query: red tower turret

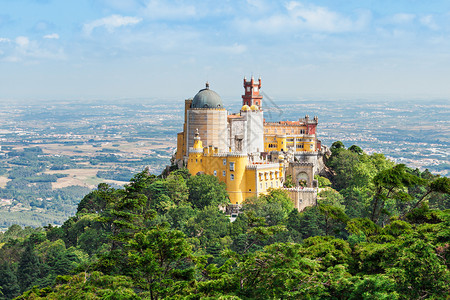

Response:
(242, 76), (263, 107)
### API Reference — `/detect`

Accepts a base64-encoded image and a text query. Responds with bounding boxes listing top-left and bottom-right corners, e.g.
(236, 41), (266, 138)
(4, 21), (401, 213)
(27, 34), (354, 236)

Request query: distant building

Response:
(174, 77), (325, 210)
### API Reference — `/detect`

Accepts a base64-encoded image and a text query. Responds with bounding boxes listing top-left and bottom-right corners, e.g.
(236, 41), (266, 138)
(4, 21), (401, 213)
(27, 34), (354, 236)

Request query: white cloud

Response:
(286, 2), (353, 32)
(15, 36), (30, 48)
(0, 38), (10, 43)
(83, 15), (142, 35)
(1, 35), (66, 63)
(420, 15), (439, 30)
(236, 1), (370, 35)
(43, 33), (60, 39)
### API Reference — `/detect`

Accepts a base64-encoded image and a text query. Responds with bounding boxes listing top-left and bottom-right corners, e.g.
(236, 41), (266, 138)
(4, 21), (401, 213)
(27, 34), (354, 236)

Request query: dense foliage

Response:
(0, 144), (448, 299)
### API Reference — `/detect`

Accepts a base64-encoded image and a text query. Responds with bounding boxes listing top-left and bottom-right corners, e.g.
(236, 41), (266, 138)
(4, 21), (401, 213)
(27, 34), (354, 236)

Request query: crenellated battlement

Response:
(246, 163), (280, 170)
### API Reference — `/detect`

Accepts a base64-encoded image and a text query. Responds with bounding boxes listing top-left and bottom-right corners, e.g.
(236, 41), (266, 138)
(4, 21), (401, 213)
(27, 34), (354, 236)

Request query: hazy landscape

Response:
(0, 97), (448, 230)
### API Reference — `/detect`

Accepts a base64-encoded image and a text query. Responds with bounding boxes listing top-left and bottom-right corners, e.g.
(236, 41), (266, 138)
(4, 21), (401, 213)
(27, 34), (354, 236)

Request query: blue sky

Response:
(1, 0), (450, 101)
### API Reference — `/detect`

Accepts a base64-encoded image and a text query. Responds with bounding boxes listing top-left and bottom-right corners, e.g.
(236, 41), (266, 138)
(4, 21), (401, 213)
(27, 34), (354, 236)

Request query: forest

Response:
(0, 142), (448, 299)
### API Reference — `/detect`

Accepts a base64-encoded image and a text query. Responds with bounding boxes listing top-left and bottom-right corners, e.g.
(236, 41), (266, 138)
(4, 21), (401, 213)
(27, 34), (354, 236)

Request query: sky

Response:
(1, 0), (450, 101)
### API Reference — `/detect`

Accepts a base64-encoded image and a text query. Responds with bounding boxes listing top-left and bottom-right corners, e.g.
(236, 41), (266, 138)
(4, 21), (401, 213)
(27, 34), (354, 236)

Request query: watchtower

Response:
(242, 76), (263, 107)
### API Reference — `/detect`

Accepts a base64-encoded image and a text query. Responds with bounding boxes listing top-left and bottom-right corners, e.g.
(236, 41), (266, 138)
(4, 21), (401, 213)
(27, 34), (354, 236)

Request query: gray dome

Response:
(191, 83), (223, 108)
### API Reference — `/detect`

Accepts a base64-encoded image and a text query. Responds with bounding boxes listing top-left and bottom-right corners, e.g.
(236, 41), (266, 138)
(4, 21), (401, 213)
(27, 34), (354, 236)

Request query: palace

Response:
(175, 77), (325, 210)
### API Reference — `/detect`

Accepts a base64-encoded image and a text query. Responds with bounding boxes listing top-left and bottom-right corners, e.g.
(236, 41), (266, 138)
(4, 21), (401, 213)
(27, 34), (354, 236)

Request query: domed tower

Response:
(185, 83), (228, 155)
(191, 82), (223, 109)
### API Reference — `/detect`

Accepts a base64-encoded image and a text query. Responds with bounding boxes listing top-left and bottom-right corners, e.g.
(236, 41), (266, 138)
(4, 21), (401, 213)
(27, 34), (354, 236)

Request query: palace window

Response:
(213, 170), (217, 176)
(230, 162), (235, 171)
(223, 159), (226, 165)
(222, 170), (226, 176)
(230, 174), (234, 180)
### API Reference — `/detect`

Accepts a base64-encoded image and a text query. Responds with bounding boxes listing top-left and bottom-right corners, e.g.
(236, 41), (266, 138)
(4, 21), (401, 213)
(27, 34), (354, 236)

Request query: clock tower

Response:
(242, 76), (263, 108)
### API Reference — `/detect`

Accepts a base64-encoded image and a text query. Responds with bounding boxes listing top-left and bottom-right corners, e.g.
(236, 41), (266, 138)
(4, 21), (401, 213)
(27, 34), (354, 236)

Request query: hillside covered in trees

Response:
(0, 142), (449, 299)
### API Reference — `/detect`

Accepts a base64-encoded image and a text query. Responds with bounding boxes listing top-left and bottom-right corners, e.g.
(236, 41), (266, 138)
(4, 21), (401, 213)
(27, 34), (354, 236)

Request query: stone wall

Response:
(287, 161), (315, 188)
(228, 116), (246, 153)
(186, 108), (228, 154)
(283, 187), (317, 211)
(244, 110), (264, 153)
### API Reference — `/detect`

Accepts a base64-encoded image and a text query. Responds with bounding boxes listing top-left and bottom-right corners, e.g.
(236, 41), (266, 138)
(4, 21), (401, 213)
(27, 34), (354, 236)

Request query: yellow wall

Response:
(176, 99), (193, 160)
(276, 136), (286, 152)
(264, 135), (277, 151)
(187, 150), (283, 205)
(187, 152), (204, 176)
(187, 151), (246, 204)
(263, 134), (316, 153)
(263, 123), (317, 153)
(226, 155), (251, 204)
(176, 132), (185, 160)
(244, 169), (257, 199)
(255, 167), (283, 193)
(304, 140), (315, 151)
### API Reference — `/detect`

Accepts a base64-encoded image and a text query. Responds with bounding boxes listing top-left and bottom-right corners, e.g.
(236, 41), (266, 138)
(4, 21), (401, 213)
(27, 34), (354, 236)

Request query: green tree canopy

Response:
(186, 174), (229, 209)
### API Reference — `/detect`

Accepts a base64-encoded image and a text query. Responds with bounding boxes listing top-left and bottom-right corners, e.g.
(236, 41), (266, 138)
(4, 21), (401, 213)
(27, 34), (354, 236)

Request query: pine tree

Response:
(0, 263), (20, 300)
(16, 245), (41, 293)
